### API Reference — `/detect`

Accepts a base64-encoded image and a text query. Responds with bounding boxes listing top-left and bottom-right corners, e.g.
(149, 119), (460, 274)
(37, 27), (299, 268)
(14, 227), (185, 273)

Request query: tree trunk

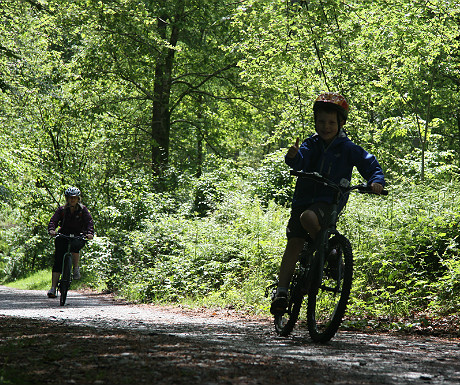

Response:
(151, 13), (181, 176)
(457, 110), (460, 170)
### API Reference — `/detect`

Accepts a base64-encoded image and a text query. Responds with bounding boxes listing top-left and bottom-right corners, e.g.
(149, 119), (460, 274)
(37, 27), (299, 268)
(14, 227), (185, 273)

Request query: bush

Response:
(94, 186), (288, 304)
(5, 153), (460, 322)
(1, 224), (52, 281)
(340, 180), (460, 317)
(251, 149), (294, 207)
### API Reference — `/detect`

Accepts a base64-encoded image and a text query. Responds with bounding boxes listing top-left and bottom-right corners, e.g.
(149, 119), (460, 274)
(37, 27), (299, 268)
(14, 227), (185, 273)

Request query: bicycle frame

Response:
(310, 181), (347, 292)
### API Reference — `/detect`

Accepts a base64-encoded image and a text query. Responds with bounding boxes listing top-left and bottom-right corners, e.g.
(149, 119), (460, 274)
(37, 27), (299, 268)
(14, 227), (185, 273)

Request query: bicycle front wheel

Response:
(307, 234), (353, 343)
(59, 253), (72, 306)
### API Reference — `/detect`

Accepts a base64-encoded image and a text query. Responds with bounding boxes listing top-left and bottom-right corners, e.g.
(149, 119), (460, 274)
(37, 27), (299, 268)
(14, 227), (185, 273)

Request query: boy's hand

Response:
(286, 137), (300, 159)
(370, 183), (383, 195)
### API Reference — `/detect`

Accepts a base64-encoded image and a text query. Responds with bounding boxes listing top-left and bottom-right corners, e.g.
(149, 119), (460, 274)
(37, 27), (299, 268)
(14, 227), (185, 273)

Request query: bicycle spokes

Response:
(321, 261), (344, 293)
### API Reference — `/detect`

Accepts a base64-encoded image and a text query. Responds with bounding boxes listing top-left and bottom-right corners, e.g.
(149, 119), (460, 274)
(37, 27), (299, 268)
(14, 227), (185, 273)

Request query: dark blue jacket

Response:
(285, 130), (385, 211)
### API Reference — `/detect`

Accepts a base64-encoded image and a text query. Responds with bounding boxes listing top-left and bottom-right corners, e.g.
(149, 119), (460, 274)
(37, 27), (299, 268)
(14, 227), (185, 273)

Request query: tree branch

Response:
(170, 62), (238, 113)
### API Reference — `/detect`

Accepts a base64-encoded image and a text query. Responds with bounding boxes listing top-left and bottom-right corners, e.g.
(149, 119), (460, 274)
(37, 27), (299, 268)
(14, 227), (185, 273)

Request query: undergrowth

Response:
(2, 162), (460, 322)
(81, 177), (460, 320)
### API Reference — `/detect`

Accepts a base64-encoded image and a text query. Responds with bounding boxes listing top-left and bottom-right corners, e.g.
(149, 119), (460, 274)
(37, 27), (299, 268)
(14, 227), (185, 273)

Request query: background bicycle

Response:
(54, 234), (87, 306)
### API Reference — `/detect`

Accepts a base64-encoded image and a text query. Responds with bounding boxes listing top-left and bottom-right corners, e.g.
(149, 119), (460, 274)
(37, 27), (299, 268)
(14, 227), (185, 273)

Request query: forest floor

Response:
(1, 286), (460, 385)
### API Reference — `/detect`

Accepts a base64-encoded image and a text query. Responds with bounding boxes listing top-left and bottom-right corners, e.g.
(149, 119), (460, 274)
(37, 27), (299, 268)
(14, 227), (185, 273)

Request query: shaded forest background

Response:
(1, 0), (460, 323)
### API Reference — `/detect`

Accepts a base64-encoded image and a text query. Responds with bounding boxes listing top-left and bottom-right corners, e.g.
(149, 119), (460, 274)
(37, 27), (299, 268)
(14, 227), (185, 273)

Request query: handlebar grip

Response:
(290, 170), (305, 177)
(289, 170), (323, 179)
(358, 185), (389, 196)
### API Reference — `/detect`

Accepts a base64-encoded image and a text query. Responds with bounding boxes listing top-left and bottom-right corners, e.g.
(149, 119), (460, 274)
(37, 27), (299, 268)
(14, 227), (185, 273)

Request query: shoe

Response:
(73, 267), (81, 280)
(270, 292), (288, 315)
(47, 288), (57, 298)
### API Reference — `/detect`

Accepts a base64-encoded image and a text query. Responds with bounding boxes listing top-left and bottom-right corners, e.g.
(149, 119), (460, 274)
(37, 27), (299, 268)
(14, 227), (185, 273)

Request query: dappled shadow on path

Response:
(0, 316), (392, 385)
(1, 286), (460, 385)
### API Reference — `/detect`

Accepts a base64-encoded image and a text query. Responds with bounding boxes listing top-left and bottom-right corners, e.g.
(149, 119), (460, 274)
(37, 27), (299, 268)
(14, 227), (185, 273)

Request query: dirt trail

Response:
(1, 286), (460, 385)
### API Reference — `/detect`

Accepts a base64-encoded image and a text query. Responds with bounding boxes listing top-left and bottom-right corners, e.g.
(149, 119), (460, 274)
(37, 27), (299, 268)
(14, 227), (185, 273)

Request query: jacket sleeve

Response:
(352, 145), (385, 186)
(82, 206), (95, 236)
(285, 137), (315, 171)
(48, 206), (63, 234)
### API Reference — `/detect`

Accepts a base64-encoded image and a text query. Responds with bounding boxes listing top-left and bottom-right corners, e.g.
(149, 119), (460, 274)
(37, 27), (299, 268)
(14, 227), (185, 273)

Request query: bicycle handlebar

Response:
(53, 233), (88, 241)
(289, 170), (388, 196)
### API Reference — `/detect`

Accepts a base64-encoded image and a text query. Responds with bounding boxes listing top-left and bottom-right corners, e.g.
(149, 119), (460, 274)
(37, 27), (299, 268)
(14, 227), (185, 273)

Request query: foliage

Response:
(4, 150), (460, 321)
(3, 269), (51, 291)
(81, 167), (288, 306)
(340, 179), (460, 318)
(252, 149), (294, 207)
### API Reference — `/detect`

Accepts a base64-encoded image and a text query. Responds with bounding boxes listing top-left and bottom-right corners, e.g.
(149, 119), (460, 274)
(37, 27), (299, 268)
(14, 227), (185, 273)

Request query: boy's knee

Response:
(300, 209), (318, 225)
(300, 210), (320, 233)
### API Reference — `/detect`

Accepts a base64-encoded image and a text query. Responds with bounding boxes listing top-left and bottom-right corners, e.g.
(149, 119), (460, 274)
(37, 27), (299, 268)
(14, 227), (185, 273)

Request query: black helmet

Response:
(64, 187), (81, 197)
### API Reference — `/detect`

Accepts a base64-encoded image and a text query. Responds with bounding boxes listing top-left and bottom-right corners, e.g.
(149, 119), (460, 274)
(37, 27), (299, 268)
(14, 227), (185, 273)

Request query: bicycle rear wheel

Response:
(274, 275), (304, 337)
(273, 248), (314, 337)
(59, 253), (72, 306)
(307, 234), (353, 342)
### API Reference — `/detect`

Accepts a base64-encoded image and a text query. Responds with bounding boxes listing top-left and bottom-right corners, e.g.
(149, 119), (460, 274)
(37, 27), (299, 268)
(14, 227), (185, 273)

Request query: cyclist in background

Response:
(47, 187), (94, 298)
(270, 92), (385, 315)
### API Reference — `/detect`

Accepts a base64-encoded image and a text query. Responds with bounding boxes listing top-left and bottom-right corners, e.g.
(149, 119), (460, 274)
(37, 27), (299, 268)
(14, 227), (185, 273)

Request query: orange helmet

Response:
(313, 92), (349, 122)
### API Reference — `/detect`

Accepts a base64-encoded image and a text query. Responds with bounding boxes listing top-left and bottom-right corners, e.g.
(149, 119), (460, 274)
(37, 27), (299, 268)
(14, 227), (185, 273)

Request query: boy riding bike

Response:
(271, 92), (385, 315)
(47, 187), (94, 298)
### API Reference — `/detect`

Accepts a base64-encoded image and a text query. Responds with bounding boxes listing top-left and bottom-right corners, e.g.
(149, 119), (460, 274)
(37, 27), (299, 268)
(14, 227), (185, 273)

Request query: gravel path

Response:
(1, 286), (460, 385)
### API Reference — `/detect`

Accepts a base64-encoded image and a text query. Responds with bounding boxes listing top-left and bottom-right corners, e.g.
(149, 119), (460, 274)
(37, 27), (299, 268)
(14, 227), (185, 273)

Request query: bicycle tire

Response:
(275, 280), (303, 337)
(59, 253), (72, 306)
(307, 233), (353, 342)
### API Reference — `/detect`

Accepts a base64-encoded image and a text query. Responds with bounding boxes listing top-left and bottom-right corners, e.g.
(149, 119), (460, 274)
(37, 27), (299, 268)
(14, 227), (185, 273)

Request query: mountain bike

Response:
(267, 170), (388, 342)
(55, 234), (86, 306)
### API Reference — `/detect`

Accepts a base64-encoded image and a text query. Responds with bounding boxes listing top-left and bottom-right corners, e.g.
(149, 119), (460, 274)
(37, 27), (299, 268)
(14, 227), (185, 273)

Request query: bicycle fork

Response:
(310, 228), (343, 294)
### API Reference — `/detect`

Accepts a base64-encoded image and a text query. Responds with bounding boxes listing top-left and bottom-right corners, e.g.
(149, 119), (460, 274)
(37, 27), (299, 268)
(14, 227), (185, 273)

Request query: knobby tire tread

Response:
(60, 253), (72, 306)
(307, 234), (353, 343)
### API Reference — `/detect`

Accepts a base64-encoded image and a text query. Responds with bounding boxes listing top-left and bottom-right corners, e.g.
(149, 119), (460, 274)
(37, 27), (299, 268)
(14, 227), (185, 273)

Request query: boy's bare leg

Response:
(278, 237), (305, 288)
(72, 252), (80, 269)
(271, 209), (323, 314)
(271, 237), (305, 314)
(278, 209), (321, 287)
(300, 209), (321, 239)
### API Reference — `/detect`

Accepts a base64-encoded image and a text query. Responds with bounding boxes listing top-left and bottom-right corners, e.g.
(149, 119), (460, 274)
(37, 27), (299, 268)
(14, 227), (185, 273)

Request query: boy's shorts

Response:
(286, 202), (335, 240)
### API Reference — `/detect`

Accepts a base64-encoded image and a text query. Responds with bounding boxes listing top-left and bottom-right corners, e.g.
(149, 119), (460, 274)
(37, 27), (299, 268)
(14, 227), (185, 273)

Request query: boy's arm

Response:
(285, 137), (314, 171)
(352, 145), (385, 186)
